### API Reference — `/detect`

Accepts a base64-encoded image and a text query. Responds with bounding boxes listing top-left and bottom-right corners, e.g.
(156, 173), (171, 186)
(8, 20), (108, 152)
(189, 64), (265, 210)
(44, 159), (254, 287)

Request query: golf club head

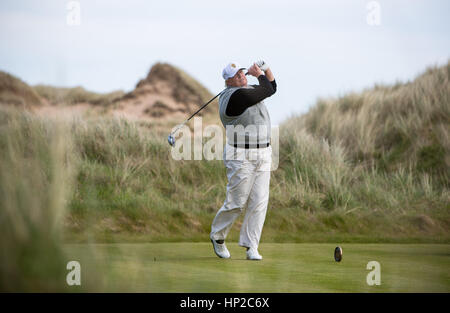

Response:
(168, 134), (176, 147)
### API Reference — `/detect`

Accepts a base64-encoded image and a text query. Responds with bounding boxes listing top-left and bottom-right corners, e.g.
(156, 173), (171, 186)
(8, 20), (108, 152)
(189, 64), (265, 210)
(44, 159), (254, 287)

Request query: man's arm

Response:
(226, 64), (276, 117)
(264, 68), (275, 82)
(256, 60), (277, 92)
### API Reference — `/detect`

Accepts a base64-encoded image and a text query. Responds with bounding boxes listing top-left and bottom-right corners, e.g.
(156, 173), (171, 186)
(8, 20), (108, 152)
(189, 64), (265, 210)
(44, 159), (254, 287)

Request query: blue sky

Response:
(1, 0), (449, 124)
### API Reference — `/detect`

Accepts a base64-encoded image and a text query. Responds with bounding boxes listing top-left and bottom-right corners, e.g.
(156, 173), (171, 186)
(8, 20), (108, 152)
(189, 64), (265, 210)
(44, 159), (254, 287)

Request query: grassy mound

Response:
(0, 71), (42, 107)
(135, 62), (215, 107)
(33, 85), (124, 106)
(290, 61), (449, 184)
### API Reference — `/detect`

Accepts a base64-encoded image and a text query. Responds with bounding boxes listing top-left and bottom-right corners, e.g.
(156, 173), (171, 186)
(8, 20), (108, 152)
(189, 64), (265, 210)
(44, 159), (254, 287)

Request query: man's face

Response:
(226, 70), (247, 87)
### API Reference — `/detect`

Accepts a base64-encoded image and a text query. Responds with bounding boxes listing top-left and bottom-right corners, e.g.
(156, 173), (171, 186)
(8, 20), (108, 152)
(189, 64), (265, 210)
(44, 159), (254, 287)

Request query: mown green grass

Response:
(62, 243), (450, 292)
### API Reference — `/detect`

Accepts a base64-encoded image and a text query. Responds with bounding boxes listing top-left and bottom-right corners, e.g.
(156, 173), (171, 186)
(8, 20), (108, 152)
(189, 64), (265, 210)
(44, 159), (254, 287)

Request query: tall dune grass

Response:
(0, 71), (42, 107)
(0, 107), (78, 291)
(294, 62), (449, 185)
(33, 85), (124, 106)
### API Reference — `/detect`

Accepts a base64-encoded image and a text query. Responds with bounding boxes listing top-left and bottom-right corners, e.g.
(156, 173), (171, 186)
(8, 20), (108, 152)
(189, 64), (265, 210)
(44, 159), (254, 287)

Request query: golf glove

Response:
(255, 60), (269, 71)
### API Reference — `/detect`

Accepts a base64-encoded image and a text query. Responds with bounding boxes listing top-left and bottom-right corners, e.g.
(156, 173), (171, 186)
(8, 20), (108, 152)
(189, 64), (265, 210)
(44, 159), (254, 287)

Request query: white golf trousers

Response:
(210, 144), (272, 249)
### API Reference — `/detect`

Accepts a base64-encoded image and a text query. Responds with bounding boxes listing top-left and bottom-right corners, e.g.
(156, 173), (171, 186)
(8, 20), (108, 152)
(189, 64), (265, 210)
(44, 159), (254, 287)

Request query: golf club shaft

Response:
(183, 72), (250, 124)
(186, 90), (224, 123)
(170, 71), (250, 137)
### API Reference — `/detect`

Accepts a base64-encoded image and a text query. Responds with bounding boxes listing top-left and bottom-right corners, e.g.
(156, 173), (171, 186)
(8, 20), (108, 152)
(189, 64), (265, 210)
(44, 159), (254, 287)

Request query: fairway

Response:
(63, 243), (450, 292)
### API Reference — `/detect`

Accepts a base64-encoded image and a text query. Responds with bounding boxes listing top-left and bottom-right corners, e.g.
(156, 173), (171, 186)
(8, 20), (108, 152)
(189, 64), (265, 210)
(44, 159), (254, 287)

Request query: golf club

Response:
(167, 71), (250, 146)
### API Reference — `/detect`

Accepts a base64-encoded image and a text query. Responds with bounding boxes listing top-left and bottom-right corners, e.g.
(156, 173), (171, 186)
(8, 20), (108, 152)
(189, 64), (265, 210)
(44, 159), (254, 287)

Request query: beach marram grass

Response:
(0, 108), (78, 291)
(33, 85), (125, 107)
(0, 71), (42, 107)
(291, 61), (449, 183)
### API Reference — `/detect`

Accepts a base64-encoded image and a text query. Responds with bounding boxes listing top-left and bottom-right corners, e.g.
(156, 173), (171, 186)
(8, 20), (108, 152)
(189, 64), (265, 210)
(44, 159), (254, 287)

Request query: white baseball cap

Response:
(222, 62), (246, 80)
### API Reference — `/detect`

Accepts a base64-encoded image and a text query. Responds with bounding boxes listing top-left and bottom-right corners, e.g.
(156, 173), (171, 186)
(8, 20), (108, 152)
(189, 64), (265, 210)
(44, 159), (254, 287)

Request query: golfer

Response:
(210, 60), (277, 260)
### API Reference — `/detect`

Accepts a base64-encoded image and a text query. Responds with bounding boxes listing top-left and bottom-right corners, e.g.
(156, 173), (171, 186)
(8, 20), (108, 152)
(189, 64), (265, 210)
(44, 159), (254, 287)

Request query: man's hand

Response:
(255, 60), (269, 71)
(247, 63), (264, 77)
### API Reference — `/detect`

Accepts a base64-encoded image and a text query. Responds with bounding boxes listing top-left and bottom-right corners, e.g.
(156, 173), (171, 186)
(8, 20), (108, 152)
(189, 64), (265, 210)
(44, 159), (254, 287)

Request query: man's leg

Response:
(239, 148), (272, 250)
(210, 157), (256, 241)
(238, 169), (270, 249)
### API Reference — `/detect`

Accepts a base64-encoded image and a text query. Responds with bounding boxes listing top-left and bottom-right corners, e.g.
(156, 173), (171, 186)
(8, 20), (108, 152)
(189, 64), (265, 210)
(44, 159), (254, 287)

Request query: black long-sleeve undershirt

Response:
(225, 75), (277, 117)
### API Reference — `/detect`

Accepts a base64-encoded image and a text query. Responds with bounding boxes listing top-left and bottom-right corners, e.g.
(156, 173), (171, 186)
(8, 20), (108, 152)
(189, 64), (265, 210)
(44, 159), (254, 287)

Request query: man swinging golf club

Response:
(210, 60), (277, 260)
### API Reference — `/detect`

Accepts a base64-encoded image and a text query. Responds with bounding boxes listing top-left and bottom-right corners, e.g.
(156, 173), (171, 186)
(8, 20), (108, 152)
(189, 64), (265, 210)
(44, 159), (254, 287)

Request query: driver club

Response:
(168, 71), (250, 147)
